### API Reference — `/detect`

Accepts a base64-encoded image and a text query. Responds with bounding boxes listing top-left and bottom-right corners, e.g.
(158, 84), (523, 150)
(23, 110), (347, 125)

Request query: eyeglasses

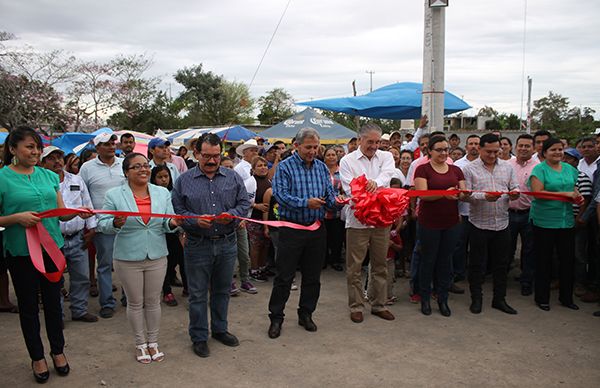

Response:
(128, 163), (151, 171)
(431, 148), (449, 153)
(200, 154), (222, 161)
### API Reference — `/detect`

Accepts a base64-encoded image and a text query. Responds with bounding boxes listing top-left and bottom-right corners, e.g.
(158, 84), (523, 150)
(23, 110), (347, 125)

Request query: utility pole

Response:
(352, 80), (360, 130)
(422, 0), (447, 131)
(365, 70), (375, 92)
(526, 76), (532, 134)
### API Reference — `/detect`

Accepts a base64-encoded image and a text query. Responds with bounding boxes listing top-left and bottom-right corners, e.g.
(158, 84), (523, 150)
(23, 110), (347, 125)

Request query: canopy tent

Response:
(297, 82), (471, 120)
(1, 129), (52, 146)
(52, 127), (113, 154)
(167, 125), (257, 146)
(0, 132), (8, 144)
(258, 108), (357, 144)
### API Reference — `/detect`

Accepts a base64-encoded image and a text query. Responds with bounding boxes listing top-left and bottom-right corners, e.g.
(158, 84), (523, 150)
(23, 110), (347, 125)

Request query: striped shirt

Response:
(463, 158), (519, 231)
(574, 171), (592, 216)
(171, 166), (250, 237)
(272, 152), (336, 224)
(59, 172), (97, 235)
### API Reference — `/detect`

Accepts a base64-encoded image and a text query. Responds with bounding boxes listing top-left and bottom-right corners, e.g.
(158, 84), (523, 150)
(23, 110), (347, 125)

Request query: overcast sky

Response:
(2, 0), (599, 119)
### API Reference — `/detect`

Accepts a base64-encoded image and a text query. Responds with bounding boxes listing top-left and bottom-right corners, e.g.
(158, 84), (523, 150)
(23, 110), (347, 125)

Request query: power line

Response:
(248, 0), (292, 90)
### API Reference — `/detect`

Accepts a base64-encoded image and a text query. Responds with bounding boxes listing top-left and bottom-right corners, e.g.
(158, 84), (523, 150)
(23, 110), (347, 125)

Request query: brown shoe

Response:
(350, 311), (363, 323)
(580, 291), (600, 303)
(371, 310), (395, 321)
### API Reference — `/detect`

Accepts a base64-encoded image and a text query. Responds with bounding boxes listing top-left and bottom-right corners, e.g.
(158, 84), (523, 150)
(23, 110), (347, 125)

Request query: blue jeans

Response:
(508, 210), (535, 286)
(184, 233), (237, 343)
(451, 216), (471, 281)
(62, 231), (90, 318)
(418, 223), (461, 303)
(93, 233), (116, 310)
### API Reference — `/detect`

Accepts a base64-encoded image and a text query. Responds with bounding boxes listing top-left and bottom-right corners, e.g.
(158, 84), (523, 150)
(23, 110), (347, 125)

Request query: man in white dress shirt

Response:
(339, 123), (396, 323)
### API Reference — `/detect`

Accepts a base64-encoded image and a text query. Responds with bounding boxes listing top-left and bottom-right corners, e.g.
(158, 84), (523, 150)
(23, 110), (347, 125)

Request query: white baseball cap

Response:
(41, 146), (64, 160)
(92, 133), (117, 146)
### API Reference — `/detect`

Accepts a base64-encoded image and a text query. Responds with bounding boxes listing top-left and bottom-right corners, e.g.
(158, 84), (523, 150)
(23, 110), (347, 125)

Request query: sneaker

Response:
(163, 293), (178, 306)
(409, 293), (421, 304)
(230, 282), (241, 297)
(262, 267), (276, 277)
(385, 296), (397, 305)
(240, 281), (258, 294)
(250, 270), (268, 283)
(290, 281), (298, 291)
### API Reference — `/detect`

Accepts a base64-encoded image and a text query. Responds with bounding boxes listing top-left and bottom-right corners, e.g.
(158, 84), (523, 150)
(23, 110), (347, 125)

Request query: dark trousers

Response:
(533, 226), (575, 305)
(452, 215), (471, 281)
(418, 223), (461, 303)
(324, 218), (345, 266)
(268, 223), (326, 322)
(163, 233), (187, 295)
(468, 226), (510, 301)
(508, 210), (535, 286)
(7, 253), (65, 361)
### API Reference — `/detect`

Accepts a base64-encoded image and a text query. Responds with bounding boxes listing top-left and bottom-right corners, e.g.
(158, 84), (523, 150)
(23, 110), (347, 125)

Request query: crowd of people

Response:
(1, 120), (599, 383)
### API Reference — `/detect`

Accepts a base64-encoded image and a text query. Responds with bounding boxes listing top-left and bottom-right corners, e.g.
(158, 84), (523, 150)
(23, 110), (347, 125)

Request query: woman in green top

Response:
(0, 127), (92, 384)
(529, 138), (581, 312)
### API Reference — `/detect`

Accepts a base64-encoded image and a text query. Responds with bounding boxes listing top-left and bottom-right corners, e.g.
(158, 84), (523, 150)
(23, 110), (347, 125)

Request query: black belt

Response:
(509, 208), (530, 214)
(187, 230), (236, 240)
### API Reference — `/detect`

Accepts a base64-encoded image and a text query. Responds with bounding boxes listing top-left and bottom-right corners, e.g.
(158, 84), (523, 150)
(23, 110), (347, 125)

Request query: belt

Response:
(187, 230), (236, 241)
(509, 208), (530, 214)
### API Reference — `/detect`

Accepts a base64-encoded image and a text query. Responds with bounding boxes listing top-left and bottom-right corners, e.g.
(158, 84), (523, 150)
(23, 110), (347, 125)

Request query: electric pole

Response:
(365, 70), (375, 92)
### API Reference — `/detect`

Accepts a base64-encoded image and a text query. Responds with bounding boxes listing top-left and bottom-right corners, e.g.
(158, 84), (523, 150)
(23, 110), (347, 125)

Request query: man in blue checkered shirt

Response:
(267, 127), (338, 339)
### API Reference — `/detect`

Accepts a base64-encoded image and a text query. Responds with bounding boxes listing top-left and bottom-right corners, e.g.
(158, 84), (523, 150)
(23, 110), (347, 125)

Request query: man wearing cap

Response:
(41, 146), (99, 322)
(233, 139), (260, 284)
(563, 146), (594, 300)
(389, 131), (402, 149)
(379, 134), (391, 151)
(148, 138), (180, 182)
(78, 133), (126, 318)
(508, 134), (539, 296)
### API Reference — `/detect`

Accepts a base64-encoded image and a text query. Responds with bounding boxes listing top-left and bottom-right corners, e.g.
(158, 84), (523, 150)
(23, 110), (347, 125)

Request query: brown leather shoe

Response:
(350, 311), (363, 323)
(580, 291), (600, 303)
(371, 310), (395, 320)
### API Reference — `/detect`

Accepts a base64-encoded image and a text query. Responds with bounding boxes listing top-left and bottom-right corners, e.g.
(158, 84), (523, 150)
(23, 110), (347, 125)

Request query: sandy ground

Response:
(1, 268), (599, 387)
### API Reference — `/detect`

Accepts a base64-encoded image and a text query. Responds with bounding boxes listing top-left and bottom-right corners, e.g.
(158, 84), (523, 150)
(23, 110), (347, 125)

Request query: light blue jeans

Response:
(185, 233), (237, 343)
(93, 233), (116, 310)
(62, 231), (91, 318)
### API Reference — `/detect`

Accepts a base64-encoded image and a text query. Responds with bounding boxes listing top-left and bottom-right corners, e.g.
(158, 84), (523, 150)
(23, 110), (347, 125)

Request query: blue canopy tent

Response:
(258, 108), (357, 144)
(167, 125), (257, 146)
(297, 82), (471, 120)
(52, 127), (113, 154)
(0, 132), (8, 144)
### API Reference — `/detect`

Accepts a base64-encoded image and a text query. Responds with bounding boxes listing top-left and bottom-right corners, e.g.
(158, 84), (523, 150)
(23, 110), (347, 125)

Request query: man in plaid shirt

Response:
(463, 134), (520, 315)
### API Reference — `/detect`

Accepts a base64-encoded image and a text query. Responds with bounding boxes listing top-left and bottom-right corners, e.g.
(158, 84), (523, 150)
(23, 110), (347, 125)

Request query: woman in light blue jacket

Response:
(98, 152), (181, 364)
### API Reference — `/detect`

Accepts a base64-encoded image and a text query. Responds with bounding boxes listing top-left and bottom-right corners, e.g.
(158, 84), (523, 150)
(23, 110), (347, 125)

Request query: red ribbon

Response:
(338, 175), (580, 228)
(27, 209), (320, 282)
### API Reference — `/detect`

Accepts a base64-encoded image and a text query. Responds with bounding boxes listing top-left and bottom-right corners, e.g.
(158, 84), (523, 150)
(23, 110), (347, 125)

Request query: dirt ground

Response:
(1, 268), (599, 387)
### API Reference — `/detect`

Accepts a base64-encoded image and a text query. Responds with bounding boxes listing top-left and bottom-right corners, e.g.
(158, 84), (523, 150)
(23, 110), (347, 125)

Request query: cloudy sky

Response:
(2, 0), (599, 118)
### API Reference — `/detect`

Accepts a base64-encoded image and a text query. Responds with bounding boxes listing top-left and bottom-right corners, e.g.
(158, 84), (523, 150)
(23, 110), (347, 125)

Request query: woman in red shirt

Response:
(414, 136), (469, 317)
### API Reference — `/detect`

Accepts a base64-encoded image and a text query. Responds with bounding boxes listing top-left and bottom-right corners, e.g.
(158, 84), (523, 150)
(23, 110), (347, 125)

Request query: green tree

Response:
(257, 88), (294, 124)
(531, 91), (570, 131)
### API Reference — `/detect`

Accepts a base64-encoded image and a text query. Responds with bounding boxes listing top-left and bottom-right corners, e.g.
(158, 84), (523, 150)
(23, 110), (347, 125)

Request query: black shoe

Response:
(268, 321), (282, 339)
(298, 315), (317, 332)
(470, 298), (482, 314)
(448, 283), (465, 294)
(72, 313), (98, 323)
(32, 360), (49, 383)
(50, 353), (70, 376)
(99, 307), (114, 319)
(332, 264), (344, 272)
(521, 284), (533, 296)
(211, 331), (239, 347)
(421, 300), (432, 316)
(438, 301), (451, 317)
(559, 302), (579, 310)
(192, 341), (209, 358)
(536, 303), (550, 311)
(593, 310), (600, 317)
(492, 299), (518, 315)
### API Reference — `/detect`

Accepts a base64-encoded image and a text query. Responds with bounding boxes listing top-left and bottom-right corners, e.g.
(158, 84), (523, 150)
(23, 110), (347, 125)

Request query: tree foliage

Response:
(257, 88), (294, 124)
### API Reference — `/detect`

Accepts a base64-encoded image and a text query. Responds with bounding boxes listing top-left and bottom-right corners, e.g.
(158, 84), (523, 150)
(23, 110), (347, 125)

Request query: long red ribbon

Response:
(27, 208), (321, 282)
